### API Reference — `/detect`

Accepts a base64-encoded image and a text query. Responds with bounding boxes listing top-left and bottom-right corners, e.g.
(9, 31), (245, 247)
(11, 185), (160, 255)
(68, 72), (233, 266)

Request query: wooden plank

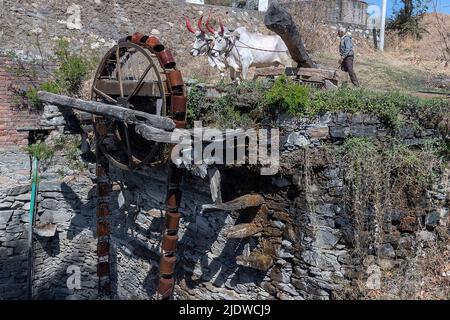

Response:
(201, 194), (265, 213)
(297, 68), (336, 79)
(223, 223), (263, 238)
(253, 67), (285, 77)
(297, 68), (348, 86)
(96, 79), (164, 97)
(37, 91), (175, 131)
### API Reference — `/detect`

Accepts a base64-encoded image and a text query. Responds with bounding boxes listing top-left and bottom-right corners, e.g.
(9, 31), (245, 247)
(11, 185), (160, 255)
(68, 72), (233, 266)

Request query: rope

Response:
(234, 39), (289, 53)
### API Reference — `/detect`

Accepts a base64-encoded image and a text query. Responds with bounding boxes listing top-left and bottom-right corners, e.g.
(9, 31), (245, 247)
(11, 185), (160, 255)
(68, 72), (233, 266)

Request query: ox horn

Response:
(219, 19), (225, 34)
(206, 15), (215, 34)
(197, 15), (206, 34)
(184, 16), (196, 33)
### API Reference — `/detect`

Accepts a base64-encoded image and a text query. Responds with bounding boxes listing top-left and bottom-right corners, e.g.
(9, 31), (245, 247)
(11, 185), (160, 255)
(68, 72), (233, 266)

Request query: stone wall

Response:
(0, 132), (98, 299)
(0, 0), (264, 78)
(1, 104), (448, 300)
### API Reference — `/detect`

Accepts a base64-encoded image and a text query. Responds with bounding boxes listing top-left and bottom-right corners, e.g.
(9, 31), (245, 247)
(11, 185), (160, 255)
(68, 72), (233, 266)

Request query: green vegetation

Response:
(187, 80), (270, 129)
(53, 135), (87, 172)
(53, 39), (97, 94)
(328, 136), (446, 255)
(187, 86), (206, 127)
(25, 81), (60, 109)
(187, 77), (449, 132)
(265, 77), (448, 129)
(332, 136), (442, 188)
(24, 135), (86, 173)
(264, 75), (310, 116)
(24, 142), (54, 161)
(387, 0), (429, 39)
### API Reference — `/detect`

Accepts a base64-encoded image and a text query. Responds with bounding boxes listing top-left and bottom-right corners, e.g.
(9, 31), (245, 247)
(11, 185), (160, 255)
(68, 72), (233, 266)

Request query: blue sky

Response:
(366, 0), (450, 16)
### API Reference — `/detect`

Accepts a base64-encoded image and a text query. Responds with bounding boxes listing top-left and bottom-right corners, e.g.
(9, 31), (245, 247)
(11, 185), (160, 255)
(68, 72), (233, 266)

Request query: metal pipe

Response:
(27, 157), (38, 300)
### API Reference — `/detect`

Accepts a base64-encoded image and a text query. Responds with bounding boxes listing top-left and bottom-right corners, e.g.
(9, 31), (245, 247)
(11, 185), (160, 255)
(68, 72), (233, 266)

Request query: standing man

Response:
(338, 27), (359, 86)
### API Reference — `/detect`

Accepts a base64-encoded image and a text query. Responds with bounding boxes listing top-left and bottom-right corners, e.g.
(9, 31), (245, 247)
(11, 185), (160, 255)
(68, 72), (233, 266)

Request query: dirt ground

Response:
(311, 13), (450, 98)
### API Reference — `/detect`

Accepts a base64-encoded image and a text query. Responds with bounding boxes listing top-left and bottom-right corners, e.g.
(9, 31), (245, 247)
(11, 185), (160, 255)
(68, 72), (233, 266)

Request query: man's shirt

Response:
(339, 34), (354, 58)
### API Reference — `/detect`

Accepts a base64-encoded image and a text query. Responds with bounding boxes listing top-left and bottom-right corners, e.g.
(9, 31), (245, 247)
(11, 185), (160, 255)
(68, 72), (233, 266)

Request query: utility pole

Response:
(259, 0), (269, 12)
(380, 0), (387, 51)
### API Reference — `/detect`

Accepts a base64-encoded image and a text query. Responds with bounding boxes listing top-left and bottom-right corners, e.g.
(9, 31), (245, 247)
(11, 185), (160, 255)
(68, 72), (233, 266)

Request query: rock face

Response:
(0, 111), (449, 300)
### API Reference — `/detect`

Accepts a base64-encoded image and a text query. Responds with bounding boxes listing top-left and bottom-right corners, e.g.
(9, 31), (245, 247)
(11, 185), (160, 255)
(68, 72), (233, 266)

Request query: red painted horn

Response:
(219, 19), (225, 34)
(197, 15), (205, 34)
(184, 16), (196, 33)
(206, 15), (215, 34)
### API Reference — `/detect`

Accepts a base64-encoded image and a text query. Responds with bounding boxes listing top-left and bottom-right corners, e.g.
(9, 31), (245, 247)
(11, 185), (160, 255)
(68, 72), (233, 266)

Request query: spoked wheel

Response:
(91, 33), (188, 300)
(91, 35), (186, 172)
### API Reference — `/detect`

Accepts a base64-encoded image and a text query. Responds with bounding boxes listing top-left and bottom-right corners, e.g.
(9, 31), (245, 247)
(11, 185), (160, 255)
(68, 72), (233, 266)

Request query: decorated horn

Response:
(184, 16), (196, 33)
(206, 15), (215, 34)
(219, 19), (225, 34)
(197, 15), (206, 34)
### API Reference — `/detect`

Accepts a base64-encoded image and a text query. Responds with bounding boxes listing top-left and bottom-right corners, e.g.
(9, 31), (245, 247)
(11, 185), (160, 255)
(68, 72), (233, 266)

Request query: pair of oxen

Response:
(184, 16), (292, 81)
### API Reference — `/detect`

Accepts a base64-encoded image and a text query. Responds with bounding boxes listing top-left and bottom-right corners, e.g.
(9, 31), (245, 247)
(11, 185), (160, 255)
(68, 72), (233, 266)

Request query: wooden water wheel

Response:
(90, 33), (187, 299)
(91, 33), (187, 172)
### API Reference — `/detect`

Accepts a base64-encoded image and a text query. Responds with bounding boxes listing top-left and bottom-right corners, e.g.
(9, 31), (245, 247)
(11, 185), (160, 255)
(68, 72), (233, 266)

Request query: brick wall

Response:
(0, 55), (39, 151)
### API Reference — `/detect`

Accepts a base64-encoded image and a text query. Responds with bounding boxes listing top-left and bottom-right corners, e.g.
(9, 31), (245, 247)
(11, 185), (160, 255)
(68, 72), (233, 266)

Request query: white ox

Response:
(211, 24), (292, 80)
(184, 16), (227, 77)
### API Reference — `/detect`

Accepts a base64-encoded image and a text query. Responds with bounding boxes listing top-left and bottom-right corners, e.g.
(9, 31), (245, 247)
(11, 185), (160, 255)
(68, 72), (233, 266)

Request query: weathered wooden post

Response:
(263, 2), (317, 68)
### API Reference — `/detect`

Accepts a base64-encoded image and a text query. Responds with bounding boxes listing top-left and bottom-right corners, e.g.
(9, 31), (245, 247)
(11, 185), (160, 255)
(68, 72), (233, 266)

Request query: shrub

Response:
(26, 81), (60, 109)
(387, 0), (429, 39)
(53, 39), (91, 94)
(187, 77), (449, 132)
(24, 142), (54, 160)
(187, 86), (207, 128)
(187, 80), (269, 129)
(9, 38), (98, 110)
(264, 75), (310, 115)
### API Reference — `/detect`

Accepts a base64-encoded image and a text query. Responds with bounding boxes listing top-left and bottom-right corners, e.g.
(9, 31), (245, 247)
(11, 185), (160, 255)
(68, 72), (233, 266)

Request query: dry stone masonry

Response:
(0, 0), (448, 301)
(1, 102), (448, 299)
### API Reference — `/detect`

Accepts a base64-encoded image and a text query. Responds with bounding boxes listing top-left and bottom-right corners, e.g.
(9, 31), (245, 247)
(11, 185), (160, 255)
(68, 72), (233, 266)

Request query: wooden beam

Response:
(37, 91), (175, 131)
(264, 2), (317, 68)
(134, 124), (180, 143)
(95, 79), (164, 97)
(297, 68), (348, 81)
(202, 194), (265, 213)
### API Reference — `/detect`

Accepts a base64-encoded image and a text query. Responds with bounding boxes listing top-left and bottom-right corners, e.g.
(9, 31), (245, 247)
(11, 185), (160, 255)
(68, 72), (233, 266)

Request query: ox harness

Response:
(212, 36), (289, 59)
(192, 38), (226, 71)
(192, 38), (214, 56)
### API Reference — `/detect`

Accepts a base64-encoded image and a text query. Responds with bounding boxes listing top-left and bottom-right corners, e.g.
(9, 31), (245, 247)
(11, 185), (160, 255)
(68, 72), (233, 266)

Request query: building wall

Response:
(278, 0), (369, 26)
(0, 56), (40, 151)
